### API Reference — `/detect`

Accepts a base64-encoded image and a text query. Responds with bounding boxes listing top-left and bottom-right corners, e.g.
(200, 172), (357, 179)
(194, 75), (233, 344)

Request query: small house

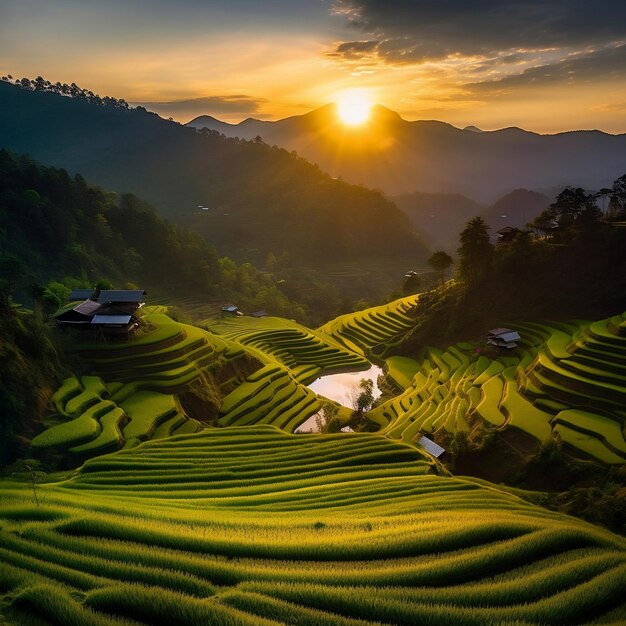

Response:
(55, 299), (102, 326)
(417, 435), (445, 458)
(496, 226), (521, 243)
(221, 304), (241, 317)
(55, 288), (146, 338)
(252, 310), (268, 318)
(487, 327), (521, 349)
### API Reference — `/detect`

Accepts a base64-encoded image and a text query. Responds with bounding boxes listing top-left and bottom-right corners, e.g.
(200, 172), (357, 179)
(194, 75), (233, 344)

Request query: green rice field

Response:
(2, 426), (625, 625)
(369, 312), (626, 464)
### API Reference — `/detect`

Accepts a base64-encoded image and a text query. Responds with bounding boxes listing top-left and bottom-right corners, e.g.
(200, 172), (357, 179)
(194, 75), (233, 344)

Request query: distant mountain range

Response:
(188, 105), (626, 202)
(0, 81), (428, 285)
(394, 189), (551, 249)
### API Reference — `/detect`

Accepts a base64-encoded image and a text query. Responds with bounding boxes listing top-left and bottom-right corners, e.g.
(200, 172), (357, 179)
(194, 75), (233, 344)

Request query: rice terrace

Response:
(2, 292), (626, 625)
(3, 2), (626, 624)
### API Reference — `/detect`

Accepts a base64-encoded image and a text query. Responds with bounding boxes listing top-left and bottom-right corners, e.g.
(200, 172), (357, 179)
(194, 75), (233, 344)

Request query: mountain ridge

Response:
(187, 104), (626, 202)
(0, 80), (428, 281)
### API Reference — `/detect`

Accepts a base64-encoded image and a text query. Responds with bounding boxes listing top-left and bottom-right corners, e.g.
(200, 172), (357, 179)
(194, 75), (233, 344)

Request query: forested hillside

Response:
(0, 79), (427, 271)
(0, 150), (345, 324)
(399, 181), (626, 352)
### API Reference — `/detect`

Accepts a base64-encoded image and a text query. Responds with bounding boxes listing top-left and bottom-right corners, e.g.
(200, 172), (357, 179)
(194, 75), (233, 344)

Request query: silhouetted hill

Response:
(0, 81), (427, 271)
(394, 192), (483, 249)
(480, 189), (551, 232)
(394, 188), (553, 248)
(188, 105), (626, 202)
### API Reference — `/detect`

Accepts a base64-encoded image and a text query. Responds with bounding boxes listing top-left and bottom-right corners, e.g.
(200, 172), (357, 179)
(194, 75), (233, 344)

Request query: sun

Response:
(336, 89), (372, 126)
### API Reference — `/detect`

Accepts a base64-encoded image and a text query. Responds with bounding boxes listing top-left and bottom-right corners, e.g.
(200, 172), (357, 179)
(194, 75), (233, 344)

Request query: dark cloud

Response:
(331, 40), (379, 59)
(331, 1), (626, 62)
(134, 95), (266, 117)
(465, 44), (626, 93)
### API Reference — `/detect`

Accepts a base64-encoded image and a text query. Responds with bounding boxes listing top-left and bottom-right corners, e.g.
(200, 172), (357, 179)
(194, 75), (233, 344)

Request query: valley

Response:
(1, 66), (626, 625)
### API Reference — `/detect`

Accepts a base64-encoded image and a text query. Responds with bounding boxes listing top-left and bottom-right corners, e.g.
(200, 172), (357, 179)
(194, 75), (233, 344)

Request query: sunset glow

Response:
(336, 90), (372, 126)
(1, 1), (626, 131)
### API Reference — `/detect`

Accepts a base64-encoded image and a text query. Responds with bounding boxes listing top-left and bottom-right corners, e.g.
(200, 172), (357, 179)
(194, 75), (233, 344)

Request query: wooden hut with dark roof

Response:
(55, 289), (146, 337)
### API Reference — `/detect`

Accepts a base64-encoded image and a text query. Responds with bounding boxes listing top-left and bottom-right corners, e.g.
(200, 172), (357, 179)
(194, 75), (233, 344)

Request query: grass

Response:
(2, 426), (625, 625)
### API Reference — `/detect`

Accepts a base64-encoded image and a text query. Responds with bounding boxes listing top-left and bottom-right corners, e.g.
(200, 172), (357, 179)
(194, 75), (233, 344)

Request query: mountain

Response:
(480, 189), (551, 231)
(187, 105), (626, 202)
(393, 188), (552, 249)
(0, 81), (428, 285)
(393, 192), (484, 249)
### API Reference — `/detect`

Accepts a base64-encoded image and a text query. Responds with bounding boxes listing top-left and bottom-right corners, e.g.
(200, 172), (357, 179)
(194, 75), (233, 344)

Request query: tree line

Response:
(400, 173), (626, 351)
(1, 74), (130, 110)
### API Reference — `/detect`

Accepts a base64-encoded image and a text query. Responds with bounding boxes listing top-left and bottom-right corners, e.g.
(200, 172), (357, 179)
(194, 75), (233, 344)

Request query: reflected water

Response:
(296, 365), (383, 433)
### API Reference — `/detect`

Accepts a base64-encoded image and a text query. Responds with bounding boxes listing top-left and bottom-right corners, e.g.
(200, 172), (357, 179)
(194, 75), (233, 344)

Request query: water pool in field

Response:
(296, 364), (383, 433)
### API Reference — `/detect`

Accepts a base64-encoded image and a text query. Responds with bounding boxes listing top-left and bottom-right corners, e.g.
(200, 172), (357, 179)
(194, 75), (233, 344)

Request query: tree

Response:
(457, 217), (493, 285)
(350, 378), (375, 416)
(428, 251), (453, 285)
(609, 174), (626, 219)
(529, 210), (557, 238)
(315, 402), (339, 433)
(0, 253), (25, 303)
(546, 187), (600, 238)
(595, 188), (612, 215)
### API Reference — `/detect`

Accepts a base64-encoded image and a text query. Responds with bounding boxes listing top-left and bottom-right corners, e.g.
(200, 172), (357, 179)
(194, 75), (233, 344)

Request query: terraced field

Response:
(370, 313), (626, 465)
(217, 362), (326, 432)
(2, 427), (625, 625)
(37, 308), (374, 455)
(319, 295), (419, 357)
(77, 310), (245, 393)
(31, 375), (199, 457)
(207, 315), (369, 383)
(31, 310), (254, 455)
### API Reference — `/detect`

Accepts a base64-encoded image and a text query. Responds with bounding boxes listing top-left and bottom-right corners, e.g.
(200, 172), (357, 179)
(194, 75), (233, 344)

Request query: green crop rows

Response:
(2, 427), (624, 625)
(207, 315), (370, 383)
(319, 295), (419, 357)
(370, 313), (626, 464)
(31, 374), (198, 455)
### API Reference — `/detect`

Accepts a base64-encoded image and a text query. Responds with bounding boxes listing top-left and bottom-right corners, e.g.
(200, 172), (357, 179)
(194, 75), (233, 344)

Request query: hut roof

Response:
(97, 290), (146, 303)
(68, 289), (94, 301)
(91, 314), (132, 326)
(418, 436), (445, 458)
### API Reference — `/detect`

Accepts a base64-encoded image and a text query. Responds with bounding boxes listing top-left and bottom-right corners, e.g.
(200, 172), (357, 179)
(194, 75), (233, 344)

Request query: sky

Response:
(1, 0), (626, 132)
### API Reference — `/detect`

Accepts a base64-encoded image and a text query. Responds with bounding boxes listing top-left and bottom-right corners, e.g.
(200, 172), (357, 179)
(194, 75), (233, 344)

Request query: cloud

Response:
(329, 1), (626, 62)
(133, 95), (267, 117)
(331, 40), (379, 59)
(464, 44), (626, 94)
(590, 102), (626, 114)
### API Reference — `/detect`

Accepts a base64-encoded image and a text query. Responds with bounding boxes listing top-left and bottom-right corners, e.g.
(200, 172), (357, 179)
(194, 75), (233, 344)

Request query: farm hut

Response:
(418, 435), (445, 458)
(55, 289), (146, 338)
(97, 290), (146, 304)
(487, 328), (521, 349)
(496, 226), (521, 243)
(221, 304), (241, 317)
(55, 299), (102, 326)
(340, 426), (355, 433)
(252, 310), (268, 318)
(91, 314), (138, 336)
